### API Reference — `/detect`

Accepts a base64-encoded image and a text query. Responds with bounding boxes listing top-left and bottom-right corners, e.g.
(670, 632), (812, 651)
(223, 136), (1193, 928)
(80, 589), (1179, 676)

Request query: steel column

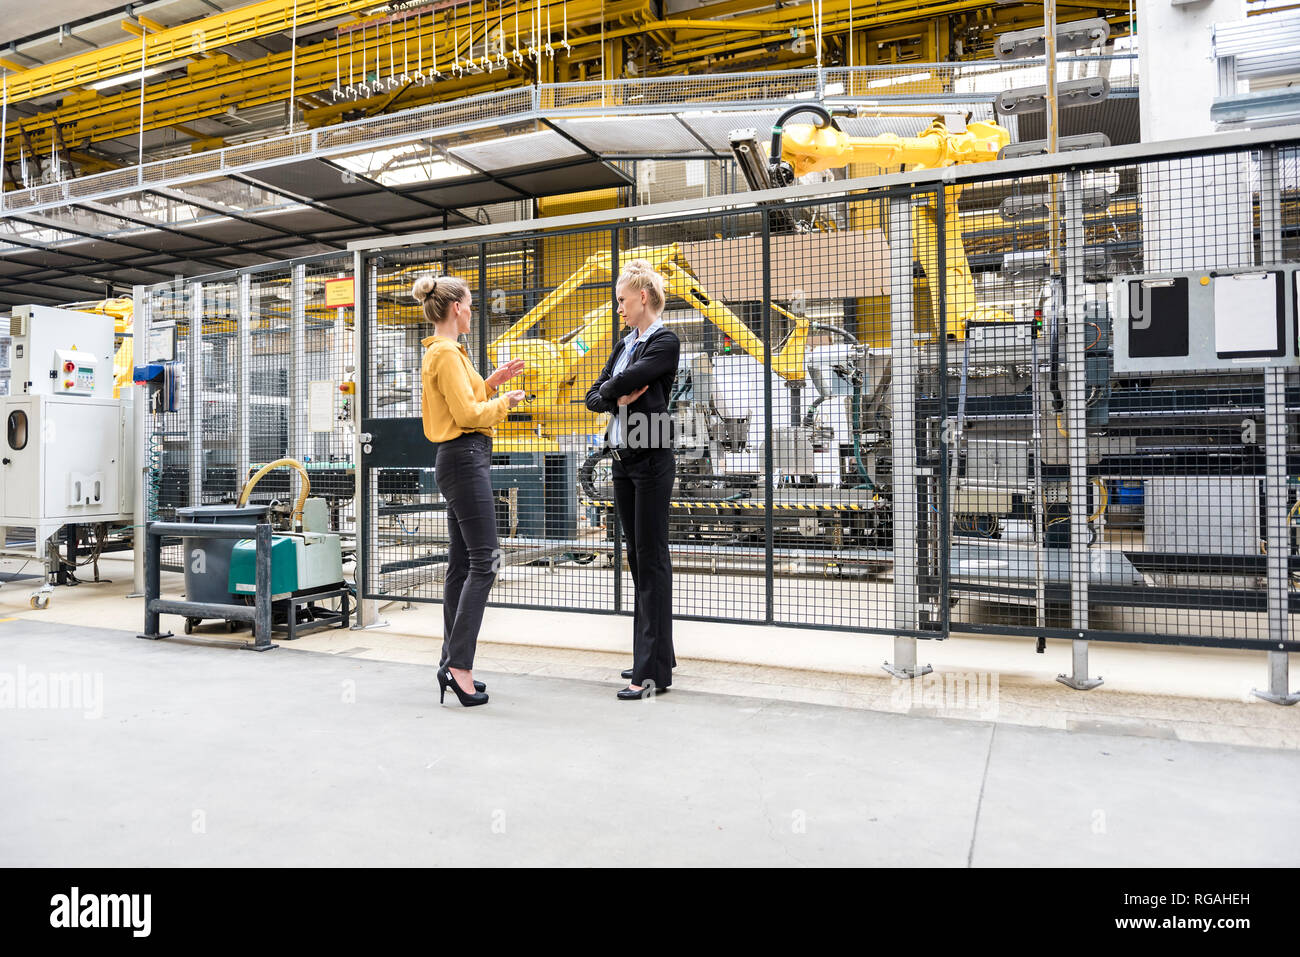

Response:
(884, 194), (931, 680)
(236, 273), (253, 488)
(1255, 146), (1299, 704)
(1058, 170), (1102, 691)
(290, 263), (308, 463)
(354, 250), (384, 628)
(130, 283), (151, 598)
(188, 281), (204, 509)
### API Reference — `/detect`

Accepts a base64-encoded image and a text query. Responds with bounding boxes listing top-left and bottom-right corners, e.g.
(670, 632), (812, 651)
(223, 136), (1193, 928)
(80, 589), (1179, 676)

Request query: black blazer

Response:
(585, 328), (681, 448)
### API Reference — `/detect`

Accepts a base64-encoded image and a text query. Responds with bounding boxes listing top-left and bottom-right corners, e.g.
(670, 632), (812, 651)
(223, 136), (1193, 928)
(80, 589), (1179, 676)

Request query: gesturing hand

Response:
(504, 389), (527, 409)
(486, 358), (526, 390)
(617, 385), (649, 407)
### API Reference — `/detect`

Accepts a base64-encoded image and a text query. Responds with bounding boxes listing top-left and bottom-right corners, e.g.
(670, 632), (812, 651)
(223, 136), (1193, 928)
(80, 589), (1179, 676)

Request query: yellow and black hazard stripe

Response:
(582, 500), (874, 512)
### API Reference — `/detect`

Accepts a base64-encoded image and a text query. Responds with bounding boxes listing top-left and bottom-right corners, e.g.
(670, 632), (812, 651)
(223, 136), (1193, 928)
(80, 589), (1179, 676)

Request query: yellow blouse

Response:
(420, 335), (509, 443)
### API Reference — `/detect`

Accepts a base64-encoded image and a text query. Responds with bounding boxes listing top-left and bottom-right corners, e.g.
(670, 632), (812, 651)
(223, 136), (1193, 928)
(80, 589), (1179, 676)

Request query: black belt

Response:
(609, 445), (669, 462)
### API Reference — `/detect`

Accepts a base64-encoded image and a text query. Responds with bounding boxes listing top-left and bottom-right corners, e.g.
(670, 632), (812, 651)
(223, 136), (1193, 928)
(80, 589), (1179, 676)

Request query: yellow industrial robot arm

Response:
(744, 104), (1009, 187)
(657, 255), (810, 382)
(737, 104), (1012, 340)
(780, 117), (1010, 177)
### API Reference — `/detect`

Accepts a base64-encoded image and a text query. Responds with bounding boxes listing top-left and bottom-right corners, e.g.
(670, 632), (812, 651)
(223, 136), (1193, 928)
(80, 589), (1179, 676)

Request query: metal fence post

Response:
(611, 226), (624, 614)
(1252, 145), (1297, 705)
(130, 284), (151, 598)
(1058, 170), (1102, 691)
(763, 208), (775, 625)
(236, 273), (252, 486)
(188, 282), (204, 510)
(885, 192), (932, 680)
(289, 263), (307, 463)
(354, 250), (385, 629)
(253, 522), (274, 650)
(137, 523), (168, 640)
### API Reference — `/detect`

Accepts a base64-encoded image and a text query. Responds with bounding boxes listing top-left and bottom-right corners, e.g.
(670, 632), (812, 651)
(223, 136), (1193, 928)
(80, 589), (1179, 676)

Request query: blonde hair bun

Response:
(617, 259), (666, 312)
(411, 275), (437, 303)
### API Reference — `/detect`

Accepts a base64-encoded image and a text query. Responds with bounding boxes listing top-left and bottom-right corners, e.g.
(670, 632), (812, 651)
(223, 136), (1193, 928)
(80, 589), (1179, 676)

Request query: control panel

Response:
(54, 350), (97, 395)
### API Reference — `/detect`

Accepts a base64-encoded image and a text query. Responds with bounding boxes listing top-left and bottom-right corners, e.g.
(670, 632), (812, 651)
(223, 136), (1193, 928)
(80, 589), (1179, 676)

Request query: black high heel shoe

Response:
(438, 667), (489, 707)
(442, 670), (485, 692)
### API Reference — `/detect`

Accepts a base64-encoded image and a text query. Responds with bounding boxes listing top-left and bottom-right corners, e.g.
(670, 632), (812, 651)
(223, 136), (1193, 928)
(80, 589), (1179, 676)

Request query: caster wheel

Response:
(30, 594), (50, 610)
(227, 620), (238, 633)
(184, 617), (197, 635)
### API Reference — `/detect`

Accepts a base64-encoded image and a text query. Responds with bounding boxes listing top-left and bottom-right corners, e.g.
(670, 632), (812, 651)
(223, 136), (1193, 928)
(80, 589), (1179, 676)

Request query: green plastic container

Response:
(228, 536), (298, 599)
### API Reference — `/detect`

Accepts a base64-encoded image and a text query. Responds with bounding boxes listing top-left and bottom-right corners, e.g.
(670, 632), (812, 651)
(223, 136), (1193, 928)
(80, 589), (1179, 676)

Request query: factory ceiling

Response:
(0, 0), (1138, 305)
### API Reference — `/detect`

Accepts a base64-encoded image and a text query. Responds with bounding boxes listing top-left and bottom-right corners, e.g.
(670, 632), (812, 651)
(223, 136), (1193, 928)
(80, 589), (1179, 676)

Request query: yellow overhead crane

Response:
(731, 104), (1012, 340)
(483, 242), (813, 453)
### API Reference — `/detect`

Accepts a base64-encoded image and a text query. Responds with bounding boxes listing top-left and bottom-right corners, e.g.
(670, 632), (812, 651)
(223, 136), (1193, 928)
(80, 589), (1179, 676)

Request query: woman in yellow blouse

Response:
(415, 274), (525, 708)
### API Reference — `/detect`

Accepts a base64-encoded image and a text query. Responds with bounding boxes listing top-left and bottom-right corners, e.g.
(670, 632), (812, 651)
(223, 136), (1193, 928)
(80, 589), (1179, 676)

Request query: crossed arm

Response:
(592, 333), (680, 408)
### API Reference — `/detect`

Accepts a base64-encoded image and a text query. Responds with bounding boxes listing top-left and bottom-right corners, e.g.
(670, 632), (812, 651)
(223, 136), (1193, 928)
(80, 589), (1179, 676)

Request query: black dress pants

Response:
(434, 432), (498, 671)
(612, 447), (675, 688)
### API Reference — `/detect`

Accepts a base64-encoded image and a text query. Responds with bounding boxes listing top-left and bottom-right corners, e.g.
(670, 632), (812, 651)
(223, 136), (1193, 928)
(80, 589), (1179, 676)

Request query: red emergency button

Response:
(64, 379), (75, 389)
(63, 361), (75, 373)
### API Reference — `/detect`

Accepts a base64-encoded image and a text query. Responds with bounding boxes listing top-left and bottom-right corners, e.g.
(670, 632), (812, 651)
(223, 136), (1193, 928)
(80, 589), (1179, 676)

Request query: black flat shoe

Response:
(438, 667), (489, 707)
(620, 668), (634, 680)
(616, 685), (670, 700)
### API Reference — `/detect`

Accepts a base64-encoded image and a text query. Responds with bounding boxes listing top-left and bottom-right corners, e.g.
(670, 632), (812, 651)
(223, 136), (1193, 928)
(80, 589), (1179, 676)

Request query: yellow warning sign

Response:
(324, 278), (355, 308)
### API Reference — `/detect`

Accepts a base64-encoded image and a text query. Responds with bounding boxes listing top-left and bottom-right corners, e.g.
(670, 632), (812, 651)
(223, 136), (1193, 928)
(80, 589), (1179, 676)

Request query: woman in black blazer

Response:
(584, 260), (680, 700)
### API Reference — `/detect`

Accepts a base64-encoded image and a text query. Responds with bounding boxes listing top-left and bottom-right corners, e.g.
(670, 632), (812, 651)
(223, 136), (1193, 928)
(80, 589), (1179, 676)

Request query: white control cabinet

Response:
(0, 305), (132, 605)
(8, 304), (115, 398)
(0, 394), (133, 538)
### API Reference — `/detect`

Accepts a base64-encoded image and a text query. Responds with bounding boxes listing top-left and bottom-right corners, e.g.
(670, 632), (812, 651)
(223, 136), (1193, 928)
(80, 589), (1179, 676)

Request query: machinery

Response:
(361, 110), (1023, 570)
(0, 304), (134, 607)
(446, 109), (1019, 561)
(472, 240), (892, 553)
(197, 459), (347, 635)
(730, 104), (1013, 339)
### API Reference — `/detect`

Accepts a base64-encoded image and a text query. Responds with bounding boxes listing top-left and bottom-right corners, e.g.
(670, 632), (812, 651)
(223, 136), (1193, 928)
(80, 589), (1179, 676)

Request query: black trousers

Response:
(612, 447), (676, 688)
(434, 432), (498, 671)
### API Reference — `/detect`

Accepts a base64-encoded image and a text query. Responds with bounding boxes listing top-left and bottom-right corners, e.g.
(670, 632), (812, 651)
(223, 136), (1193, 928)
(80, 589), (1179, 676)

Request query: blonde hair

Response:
(411, 274), (471, 324)
(617, 259), (666, 313)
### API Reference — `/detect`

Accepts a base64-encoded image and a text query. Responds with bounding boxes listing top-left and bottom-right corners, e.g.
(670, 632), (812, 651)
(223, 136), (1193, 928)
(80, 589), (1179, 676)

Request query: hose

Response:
(850, 376), (876, 491)
(239, 458), (311, 524)
(768, 104), (840, 187)
(1088, 477), (1109, 523)
(803, 361), (830, 427)
(809, 321), (860, 347)
(578, 445), (610, 501)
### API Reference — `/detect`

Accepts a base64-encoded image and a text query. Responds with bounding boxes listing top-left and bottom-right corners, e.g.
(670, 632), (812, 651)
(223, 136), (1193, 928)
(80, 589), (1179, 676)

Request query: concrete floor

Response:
(3, 618), (1298, 867)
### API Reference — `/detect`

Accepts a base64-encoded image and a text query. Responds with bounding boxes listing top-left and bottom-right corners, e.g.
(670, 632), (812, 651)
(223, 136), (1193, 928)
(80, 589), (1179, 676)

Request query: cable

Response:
(1088, 477), (1108, 523)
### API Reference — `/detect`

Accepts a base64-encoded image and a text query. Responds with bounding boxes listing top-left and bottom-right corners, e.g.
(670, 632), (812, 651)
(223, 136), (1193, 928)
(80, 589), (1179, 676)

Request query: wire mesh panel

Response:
(346, 132), (1300, 656)
(364, 243), (484, 604)
(300, 257), (360, 542)
(479, 231), (617, 613)
(612, 212), (771, 624)
(143, 280), (193, 571)
(942, 144), (1300, 651)
(140, 256), (359, 575)
(751, 194), (898, 632)
(201, 277), (254, 509)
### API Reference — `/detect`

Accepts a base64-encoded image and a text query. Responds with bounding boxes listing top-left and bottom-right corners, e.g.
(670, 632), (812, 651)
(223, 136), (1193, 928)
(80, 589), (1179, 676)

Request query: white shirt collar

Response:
(626, 318), (664, 347)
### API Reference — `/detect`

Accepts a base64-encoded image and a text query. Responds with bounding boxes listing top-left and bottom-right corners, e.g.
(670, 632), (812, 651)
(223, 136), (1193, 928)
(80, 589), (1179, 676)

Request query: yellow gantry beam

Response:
(0, 0), (379, 105)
